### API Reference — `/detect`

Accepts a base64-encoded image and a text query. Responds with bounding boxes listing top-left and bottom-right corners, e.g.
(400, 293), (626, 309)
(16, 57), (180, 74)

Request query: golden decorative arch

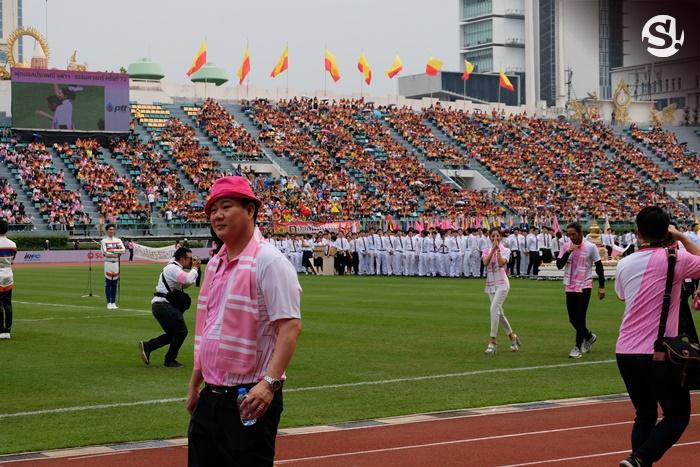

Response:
(2, 26), (50, 69)
(612, 79), (631, 125)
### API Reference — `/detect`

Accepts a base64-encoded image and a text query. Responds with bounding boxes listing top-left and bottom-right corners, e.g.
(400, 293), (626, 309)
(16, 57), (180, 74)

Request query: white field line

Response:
(498, 439), (700, 466)
(0, 360), (615, 419)
(277, 415), (700, 464)
(14, 300), (152, 314)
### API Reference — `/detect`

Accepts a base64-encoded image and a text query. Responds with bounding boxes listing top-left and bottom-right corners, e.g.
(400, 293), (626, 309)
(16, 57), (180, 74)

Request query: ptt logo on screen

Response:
(642, 15), (684, 58)
(106, 103), (129, 112)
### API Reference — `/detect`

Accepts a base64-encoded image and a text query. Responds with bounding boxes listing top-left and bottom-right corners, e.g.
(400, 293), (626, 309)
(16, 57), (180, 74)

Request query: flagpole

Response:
(463, 78), (466, 112)
(323, 45), (327, 98)
(246, 39), (250, 100)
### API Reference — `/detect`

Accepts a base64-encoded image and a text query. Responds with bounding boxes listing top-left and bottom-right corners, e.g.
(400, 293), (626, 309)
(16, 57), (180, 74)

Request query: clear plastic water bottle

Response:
(237, 388), (257, 426)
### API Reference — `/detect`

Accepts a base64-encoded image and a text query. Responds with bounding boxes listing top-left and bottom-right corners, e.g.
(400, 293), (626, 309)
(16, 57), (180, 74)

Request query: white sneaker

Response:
(107, 303), (114, 310)
(569, 346), (583, 359)
(581, 333), (597, 354)
(0, 332), (10, 339)
(510, 335), (521, 352)
(484, 343), (497, 356)
(113, 304), (119, 309)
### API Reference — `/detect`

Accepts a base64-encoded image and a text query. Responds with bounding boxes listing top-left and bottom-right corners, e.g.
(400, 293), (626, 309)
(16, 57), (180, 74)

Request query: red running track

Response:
(3, 395), (700, 466)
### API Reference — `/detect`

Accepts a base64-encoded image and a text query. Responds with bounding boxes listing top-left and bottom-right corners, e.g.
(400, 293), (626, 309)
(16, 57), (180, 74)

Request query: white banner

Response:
(132, 243), (177, 261)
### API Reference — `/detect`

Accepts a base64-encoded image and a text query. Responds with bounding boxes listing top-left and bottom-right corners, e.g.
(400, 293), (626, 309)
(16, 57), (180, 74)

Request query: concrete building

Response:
(610, 0), (699, 113)
(424, 0), (625, 110)
(0, 0), (22, 64)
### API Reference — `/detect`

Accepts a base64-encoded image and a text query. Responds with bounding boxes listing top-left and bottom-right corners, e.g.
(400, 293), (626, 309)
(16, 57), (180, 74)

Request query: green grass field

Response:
(0, 264), (628, 455)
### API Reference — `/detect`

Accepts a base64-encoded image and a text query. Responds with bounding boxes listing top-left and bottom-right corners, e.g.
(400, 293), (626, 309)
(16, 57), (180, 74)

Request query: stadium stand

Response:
(0, 98), (695, 233)
(628, 124), (700, 183)
(1, 142), (90, 230)
(426, 105), (689, 221)
(53, 139), (149, 227)
(188, 99), (264, 161)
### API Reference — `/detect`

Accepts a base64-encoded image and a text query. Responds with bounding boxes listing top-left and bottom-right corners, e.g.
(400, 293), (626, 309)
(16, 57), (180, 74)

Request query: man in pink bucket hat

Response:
(187, 176), (302, 466)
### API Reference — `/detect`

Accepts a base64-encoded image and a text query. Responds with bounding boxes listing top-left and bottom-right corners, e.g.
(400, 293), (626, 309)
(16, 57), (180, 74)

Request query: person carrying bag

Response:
(138, 247), (201, 368)
(614, 207), (700, 467)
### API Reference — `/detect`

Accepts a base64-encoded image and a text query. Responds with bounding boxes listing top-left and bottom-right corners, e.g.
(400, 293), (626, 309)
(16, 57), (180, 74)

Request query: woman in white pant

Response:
(482, 228), (520, 355)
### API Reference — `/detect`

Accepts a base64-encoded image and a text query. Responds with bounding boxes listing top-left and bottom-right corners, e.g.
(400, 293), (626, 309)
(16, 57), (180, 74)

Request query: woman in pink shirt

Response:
(615, 207), (700, 467)
(482, 228), (520, 355)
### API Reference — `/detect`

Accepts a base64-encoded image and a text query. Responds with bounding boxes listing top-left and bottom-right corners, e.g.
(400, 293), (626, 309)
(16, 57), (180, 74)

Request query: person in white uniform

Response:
(101, 224), (126, 309)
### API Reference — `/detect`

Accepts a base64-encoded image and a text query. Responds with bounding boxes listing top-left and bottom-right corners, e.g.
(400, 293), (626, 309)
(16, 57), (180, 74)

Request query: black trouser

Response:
(509, 251), (521, 276)
(352, 252), (359, 275)
(566, 288), (593, 348)
(336, 253), (347, 275)
(146, 301), (188, 364)
(605, 245), (612, 259)
(0, 290), (12, 333)
(527, 251), (540, 276)
(616, 354), (690, 464)
(188, 384), (284, 467)
(129, 249), (134, 261)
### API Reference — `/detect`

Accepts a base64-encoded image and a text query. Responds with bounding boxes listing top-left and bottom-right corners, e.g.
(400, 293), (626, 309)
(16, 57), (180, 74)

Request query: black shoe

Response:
(138, 341), (150, 366)
(619, 454), (644, 467)
(164, 360), (184, 368)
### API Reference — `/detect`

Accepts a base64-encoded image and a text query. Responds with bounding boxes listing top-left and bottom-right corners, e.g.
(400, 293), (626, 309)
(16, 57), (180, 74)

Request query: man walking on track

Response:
(556, 222), (606, 359)
(187, 176), (302, 467)
(100, 224), (125, 309)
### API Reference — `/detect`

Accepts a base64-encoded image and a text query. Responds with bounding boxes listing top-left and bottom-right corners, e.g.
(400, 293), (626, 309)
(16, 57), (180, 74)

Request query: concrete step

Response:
(378, 117), (458, 188)
(667, 125), (700, 156)
(613, 126), (699, 192)
(0, 162), (44, 226)
(423, 118), (508, 191)
(225, 103), (303, 178)
(47, 146), (101, 218)
(163, 103), (235, 175)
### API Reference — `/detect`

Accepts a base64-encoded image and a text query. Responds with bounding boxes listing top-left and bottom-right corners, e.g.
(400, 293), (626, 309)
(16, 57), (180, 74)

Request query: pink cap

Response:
(204, 176), (262, 216)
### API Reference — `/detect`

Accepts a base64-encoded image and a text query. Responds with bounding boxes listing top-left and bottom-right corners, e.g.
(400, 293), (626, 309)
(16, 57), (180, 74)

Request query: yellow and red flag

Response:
(357, 53), (372, 85)
(236, 46), (251, 85)
(270, 45), (288, 78)
(425, 57), (443, 76)
(499, 70), (515, 91)
(324, 49), (341, 82)
(186, 41), (207, 77)
(385, 55), (403, 79)
(461, 60), (474, 81)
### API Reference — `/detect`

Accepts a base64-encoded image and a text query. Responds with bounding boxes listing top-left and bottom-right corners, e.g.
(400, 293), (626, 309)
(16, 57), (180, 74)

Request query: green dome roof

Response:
(190, 62), (228, 86)
(127, 58), (165, 80)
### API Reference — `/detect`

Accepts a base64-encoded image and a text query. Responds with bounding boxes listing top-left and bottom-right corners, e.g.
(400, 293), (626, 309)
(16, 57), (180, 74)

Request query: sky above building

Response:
(23, 0), (458, 96)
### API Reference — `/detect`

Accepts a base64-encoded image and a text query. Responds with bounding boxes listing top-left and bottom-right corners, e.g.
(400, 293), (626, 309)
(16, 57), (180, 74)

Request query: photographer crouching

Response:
(139, 247), (202, 368)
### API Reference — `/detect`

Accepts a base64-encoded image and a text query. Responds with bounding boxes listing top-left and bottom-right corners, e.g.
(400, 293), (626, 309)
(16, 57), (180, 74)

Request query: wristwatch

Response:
(263, 375), (282, 392)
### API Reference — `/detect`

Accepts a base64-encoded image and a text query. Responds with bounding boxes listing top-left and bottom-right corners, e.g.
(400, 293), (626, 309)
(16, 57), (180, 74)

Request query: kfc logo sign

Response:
(642, 15), (684, 58)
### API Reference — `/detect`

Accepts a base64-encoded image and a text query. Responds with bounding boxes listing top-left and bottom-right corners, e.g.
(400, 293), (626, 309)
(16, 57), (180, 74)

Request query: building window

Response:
(463, 49), (493, 73)
(0, 3), (3, 40)
(672, 79), (675, 91)
(462, 0), (492, 20)
(463, 20), (492, 48)
(678, 77), (681, 90)
(665, 80), (669, 91)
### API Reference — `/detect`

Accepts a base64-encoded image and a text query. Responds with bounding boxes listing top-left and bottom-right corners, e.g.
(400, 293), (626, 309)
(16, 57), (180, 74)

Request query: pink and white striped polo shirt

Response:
(615, 247), (700, 355)
(196, 242), (301, 386)
(482, 246), (511, 293)
(558, 240), (601, 292)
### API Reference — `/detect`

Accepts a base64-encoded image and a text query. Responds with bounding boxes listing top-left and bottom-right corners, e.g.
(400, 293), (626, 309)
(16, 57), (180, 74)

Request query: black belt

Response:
(205, 381), (284, 395)
(205, 382), (256, 395)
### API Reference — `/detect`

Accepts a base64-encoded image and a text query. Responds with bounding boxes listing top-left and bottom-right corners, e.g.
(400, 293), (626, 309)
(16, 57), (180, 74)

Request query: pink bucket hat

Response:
(204, 176), (262, 216)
